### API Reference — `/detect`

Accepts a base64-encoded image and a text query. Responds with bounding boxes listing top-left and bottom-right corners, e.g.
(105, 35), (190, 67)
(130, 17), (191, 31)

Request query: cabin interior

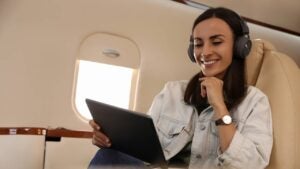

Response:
(0, 0), (299, 169)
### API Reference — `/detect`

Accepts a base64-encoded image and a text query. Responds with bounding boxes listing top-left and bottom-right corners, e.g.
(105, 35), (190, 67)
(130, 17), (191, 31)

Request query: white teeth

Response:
(202, 60), (217, 65)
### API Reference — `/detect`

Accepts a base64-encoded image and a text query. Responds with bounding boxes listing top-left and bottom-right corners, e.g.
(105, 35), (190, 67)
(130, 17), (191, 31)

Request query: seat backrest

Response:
(246, 39), (300, 169)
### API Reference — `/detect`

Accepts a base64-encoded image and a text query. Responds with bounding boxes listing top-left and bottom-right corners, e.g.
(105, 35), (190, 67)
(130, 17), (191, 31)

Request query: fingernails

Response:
(106, 139), (111, 147)
(199, 77), (205, 81)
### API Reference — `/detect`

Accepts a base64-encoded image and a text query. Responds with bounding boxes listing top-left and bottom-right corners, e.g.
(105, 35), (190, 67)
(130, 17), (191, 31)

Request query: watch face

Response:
(223, 115), (232, 124)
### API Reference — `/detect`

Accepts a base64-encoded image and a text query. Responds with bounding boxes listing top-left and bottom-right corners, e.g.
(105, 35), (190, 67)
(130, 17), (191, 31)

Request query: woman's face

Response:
(193, 17), (234, 79)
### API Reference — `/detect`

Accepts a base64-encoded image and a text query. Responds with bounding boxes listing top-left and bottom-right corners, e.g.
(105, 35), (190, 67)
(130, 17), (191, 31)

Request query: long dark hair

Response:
(184, 7), (248, 112)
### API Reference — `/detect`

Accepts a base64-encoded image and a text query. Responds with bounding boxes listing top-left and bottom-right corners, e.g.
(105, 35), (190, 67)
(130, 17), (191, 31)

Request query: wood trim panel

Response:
(0, 127), (93, 141)
(46, 128), (93, 139)
(0, 127), (46, 135)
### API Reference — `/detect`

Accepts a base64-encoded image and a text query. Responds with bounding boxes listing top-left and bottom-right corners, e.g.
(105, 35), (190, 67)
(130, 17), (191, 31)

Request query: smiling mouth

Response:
(201, 59), (218, 65)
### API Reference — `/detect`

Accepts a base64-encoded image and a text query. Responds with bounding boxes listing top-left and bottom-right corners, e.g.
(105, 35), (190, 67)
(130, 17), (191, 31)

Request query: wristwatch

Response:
(215, 115), (232, 126)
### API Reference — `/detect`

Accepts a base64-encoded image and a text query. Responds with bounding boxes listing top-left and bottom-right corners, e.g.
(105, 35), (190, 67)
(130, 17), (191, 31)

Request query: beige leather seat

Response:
(246, 39), (300, 169)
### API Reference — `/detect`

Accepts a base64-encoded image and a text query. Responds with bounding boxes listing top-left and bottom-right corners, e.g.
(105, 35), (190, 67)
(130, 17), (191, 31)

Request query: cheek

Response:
(220, 44), (234, 64)
(223, 54), (233, 69)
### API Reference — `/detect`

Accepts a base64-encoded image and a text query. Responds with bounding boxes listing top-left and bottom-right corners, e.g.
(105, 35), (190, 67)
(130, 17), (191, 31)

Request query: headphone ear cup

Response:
(234, 36), (252, 59)
(188, 44), (196, 62)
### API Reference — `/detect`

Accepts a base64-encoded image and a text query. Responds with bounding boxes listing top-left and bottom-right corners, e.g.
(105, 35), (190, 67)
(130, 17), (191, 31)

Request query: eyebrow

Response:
(194, 34), (225, 41)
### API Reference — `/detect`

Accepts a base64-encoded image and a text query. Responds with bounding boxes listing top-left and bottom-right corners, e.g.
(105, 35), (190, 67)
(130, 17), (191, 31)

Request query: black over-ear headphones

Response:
(188, 17), (252, 62)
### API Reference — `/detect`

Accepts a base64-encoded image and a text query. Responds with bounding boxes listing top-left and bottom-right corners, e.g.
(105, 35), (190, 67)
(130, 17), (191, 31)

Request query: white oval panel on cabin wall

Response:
(78, 32), (140, 69)
(73, 32), (141, 119)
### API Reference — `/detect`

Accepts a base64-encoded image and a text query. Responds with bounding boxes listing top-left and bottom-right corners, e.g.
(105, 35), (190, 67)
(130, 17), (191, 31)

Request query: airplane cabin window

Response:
(75, 60), (133, 119)
(74, 33), (140, 120)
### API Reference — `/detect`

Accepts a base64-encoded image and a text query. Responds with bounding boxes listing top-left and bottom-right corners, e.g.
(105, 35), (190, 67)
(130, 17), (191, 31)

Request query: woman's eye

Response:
(194, 43), (203, 48)
(212, 41), (222, 45)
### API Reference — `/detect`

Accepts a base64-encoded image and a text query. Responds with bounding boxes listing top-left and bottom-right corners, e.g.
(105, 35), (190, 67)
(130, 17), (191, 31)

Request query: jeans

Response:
(88, 148), (151, 169)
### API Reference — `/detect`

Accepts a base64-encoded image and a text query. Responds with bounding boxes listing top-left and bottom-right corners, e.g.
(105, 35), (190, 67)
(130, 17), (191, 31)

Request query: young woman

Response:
(89, 7), (273, 169)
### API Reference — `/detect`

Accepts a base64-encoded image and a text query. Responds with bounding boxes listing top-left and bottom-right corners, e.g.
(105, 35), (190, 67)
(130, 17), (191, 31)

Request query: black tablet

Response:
(86, 99), (167, 168)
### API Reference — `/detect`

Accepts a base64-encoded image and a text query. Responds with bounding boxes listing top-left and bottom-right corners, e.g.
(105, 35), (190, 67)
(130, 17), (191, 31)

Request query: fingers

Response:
(89, 120), (111, 148)
(89, 120), (100, 130)
(199, 76), (223, 97)
(92, 130), (111, 148)
(199, 77), (225, 107)
(199, 78), (207, 98)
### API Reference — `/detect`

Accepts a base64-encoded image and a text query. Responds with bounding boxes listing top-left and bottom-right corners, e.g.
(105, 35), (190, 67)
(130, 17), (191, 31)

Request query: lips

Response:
(200, 59), (219, 66)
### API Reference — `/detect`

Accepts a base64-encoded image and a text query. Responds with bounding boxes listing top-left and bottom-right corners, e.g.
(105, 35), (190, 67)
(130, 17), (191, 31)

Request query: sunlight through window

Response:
(75, 60), (133, 119)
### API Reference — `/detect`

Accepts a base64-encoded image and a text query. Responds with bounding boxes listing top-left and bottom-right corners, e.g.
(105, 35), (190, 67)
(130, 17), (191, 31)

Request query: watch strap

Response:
(215, 118), (225, 126)
(215, 115), (232, 126)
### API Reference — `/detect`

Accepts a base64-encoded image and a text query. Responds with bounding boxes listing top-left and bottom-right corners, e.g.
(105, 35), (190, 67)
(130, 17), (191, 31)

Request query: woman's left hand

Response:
(199, 77), (225, 109)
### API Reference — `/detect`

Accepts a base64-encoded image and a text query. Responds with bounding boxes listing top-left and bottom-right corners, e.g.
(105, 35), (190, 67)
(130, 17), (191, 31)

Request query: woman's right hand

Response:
(89, 120), (111, 148)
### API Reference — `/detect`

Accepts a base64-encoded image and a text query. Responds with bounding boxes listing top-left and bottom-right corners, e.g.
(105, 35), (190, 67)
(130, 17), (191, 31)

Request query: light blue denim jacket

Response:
(148, 81), (273, 169)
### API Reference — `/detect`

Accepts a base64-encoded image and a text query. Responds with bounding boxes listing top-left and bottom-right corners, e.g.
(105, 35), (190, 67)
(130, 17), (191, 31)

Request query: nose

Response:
(201, 43), (213, 57)
(194, 43), (212, 62)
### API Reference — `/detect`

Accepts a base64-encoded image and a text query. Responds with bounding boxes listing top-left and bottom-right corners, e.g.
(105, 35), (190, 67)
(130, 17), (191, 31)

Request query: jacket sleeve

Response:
(216, 92), (273, 169)
(147, 83), (168, 125)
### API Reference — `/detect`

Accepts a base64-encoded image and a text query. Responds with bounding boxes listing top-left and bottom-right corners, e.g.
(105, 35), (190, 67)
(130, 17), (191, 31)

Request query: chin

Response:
(202, 73), (215, 77)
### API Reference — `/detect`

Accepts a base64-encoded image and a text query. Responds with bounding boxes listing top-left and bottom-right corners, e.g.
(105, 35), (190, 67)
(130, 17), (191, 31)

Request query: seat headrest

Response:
(246, 39), (276, 85)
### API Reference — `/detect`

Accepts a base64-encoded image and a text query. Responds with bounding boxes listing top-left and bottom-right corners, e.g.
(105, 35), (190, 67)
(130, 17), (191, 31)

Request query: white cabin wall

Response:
(250, 24), (300, 65)
(0, 0), (199, 130)
(0, 0), (299, 131)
